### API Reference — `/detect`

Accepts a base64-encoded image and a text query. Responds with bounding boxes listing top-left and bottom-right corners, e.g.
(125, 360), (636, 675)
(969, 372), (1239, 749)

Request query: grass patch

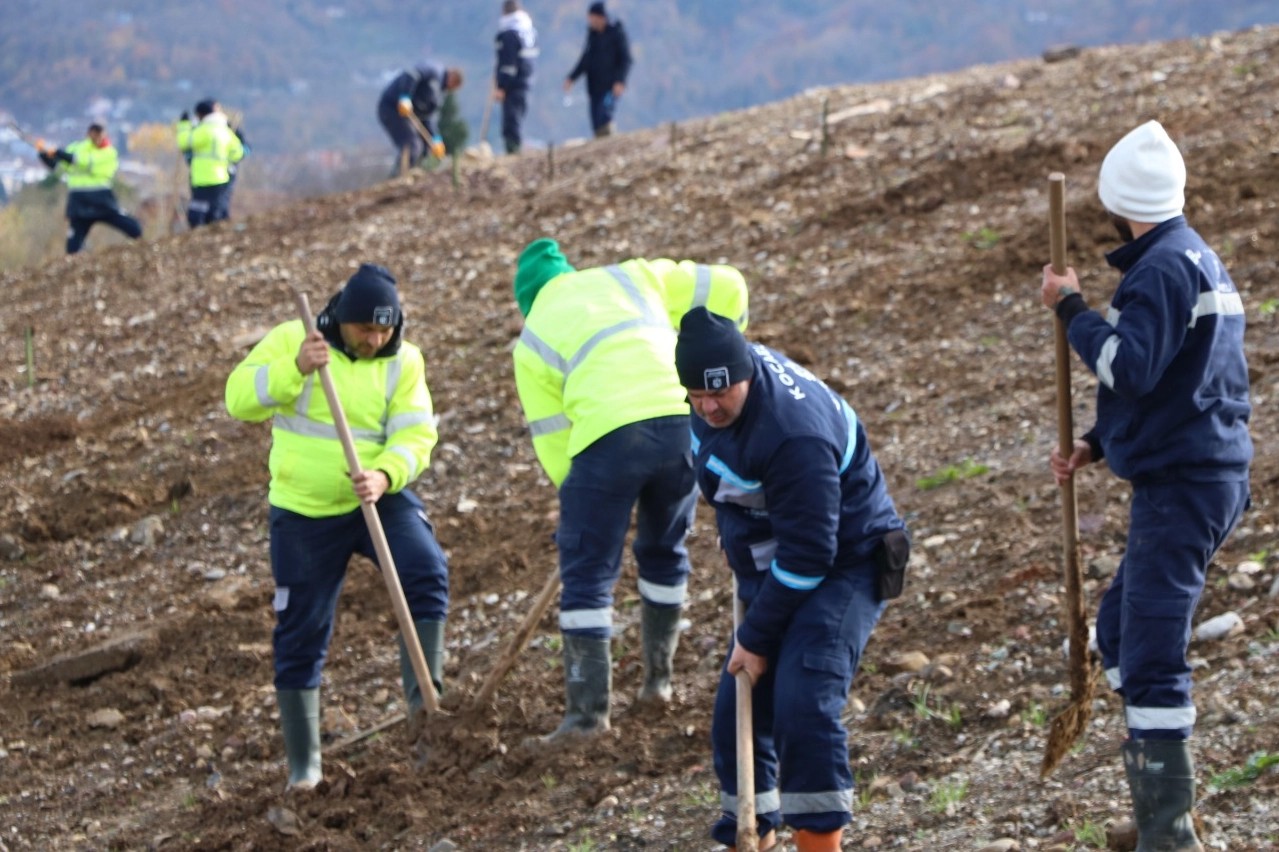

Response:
(1209, 751), (1279, 791)
(916, 458), (988, 491)
(964, 226), (1001, 250)
(1073, 819), (1108, 847)
(928, 778), (968, 814)
(1259, 298), (1279, 316)
(1020, 702), (1047, 727)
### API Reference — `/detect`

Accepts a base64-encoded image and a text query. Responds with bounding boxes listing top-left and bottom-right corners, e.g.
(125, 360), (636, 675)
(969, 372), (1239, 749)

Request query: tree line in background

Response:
(3, 0), (1277, 158)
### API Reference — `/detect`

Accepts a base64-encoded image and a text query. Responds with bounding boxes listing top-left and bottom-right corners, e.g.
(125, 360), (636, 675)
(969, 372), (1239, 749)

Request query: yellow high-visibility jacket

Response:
(225, 320), (438, 518)
(513, 258), (748, 487)
(182, 114), (243, 188)
(59, 138), (119, 190)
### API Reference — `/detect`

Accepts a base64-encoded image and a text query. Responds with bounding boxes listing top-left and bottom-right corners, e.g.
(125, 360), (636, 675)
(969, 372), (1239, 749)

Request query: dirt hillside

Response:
(1, 26), (1277, 852)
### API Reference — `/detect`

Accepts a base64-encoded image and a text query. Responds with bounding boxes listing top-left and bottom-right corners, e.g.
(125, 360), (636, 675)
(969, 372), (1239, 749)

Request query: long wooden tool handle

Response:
(1048, 175), (1088, 689)
(405, 111), (435, 145)
(470, 565), (561, 711)
(732, 576), (758, 852)
(294, 292), (439, 714)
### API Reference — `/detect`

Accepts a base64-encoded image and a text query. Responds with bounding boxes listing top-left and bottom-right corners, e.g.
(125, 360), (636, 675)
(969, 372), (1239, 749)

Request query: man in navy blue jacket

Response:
(377, 63), (463, 174)
(563, 2), (632, 138)
(1043, 120), (1251, 852)
(675, 307), (908, 852)
(494, 0), (538, 154)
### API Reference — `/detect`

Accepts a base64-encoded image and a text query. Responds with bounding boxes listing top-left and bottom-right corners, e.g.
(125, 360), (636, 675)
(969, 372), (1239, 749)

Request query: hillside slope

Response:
(1, 26), (1278, 851)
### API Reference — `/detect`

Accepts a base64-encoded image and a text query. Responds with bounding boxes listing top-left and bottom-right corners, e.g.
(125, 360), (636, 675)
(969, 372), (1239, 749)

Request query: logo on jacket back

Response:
(704, 367), (729, 390)
(373, 306), (395, 326)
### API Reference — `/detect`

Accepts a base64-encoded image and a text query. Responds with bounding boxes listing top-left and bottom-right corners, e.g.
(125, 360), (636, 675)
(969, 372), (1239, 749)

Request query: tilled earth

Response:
(2, 27), (1278, 852)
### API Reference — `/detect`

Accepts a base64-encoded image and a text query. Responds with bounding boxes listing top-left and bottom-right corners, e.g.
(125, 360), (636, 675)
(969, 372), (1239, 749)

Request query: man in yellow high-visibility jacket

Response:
(36, 123), (142, 254)
(226, 263), (448, 789)
(178, 98), (244, 228)
(512, 237), (748, 744)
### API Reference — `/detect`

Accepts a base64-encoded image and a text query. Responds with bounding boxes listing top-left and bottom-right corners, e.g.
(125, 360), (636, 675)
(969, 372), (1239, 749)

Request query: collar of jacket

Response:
(1105, 215), (1186, 273)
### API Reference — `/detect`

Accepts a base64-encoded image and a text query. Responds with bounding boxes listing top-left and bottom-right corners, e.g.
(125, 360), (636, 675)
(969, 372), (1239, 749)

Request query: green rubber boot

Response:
(1122, 738), (1205, 852)
(541, 634), (611, 744)
(398, 619), (446, 718)
(277, 688), (322, 790)
(637, 603), (682, 705)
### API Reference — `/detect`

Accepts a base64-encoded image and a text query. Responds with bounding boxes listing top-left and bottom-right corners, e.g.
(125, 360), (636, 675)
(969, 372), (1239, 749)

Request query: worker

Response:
(1042, 120), (1251, 851)
(35, 123), (143, 254)
(564, 1), (632, 137)
(225, 263), (450, 789)
(511, 238), (748, 745)
(674, 307), (908, 851)
(494, 0), (539, 154)
(177, 98), (244, 228)
(377, 63), (463, 175)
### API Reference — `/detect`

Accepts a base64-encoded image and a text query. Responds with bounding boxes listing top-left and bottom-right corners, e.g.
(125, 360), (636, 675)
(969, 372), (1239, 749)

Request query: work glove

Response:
(35, 138), (50, 154)
(397, 97), (413, 117)
(429, 136), (446, 160)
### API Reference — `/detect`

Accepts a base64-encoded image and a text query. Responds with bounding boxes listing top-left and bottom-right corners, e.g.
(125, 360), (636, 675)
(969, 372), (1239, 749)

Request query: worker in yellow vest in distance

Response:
(511, 238), (748, 746)
(176, 98), (244, 228)
(36, 123), (143, 254)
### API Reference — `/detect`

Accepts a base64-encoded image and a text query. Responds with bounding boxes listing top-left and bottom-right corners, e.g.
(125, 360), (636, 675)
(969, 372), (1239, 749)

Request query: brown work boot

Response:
(794, 828), (843, 851)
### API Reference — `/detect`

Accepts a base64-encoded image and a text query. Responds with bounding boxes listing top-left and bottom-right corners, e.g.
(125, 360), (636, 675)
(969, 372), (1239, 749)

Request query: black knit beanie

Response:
(675, 307), (753, 390)
(336, 263), (401, 326)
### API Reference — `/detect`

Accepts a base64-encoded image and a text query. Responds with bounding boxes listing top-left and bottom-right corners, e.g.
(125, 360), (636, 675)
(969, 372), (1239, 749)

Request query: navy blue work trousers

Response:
(377, 99), (424, 171)
(589, 91), (617, 132)
(66, 210), (142, 254)
(556, 415), (697, 639)
(710, 565), (885, 846)
(188, 183), (231, 228)
(1095, 479), (1248, 739)
(268, 489), (449, 689)
(501, 87), (528, 153)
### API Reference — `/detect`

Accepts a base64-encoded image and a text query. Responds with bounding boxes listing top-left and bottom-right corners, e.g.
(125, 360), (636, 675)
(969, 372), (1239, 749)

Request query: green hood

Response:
(514, 238), (575, 316)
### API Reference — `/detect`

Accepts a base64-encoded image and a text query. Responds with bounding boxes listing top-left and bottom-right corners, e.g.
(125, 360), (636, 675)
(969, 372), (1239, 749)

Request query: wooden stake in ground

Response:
(1041, 172), (1096, 777)
(292, 292), (440, 733)
(732, 576), (758, 852)
(479, 90), (495, 146)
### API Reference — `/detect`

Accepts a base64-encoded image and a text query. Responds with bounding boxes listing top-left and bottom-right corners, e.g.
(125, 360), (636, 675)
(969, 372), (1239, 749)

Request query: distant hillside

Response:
(2, 0), (1278, 156)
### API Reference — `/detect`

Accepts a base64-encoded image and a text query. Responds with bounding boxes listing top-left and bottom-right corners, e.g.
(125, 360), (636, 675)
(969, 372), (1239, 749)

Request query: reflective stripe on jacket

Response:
(225, 319), (438, 517)
(513, 258), (748, 487)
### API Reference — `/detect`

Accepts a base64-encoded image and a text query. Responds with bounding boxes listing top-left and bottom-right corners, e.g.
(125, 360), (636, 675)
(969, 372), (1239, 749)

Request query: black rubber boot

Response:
(637, 603), (681, 705)
(541, 634), (612, 743)
(277, 688), (322, 790)
(1122, 738), (1205, 851)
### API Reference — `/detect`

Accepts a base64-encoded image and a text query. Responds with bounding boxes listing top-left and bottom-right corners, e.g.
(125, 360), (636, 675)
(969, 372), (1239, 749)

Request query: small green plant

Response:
(681, 782), (718, 808)
(892, 728), (919, 750)
(567, 838), (597, 852)
(856, 775), (876, 808)
(1234, 61), (1261, 77)
(909, 682), (962, 728)
(541, 771), (558, 791)
(964, 226), (1001, 250)
(928, 778), (968, 814)
(1073, 819), (1108, 847)
(916, 458), (988, 491)
(1208, 751), (1279, 791)
(1021, 702), (1048, 727)
(181, 791), (199, 809)
(1248, 547), (1271, 562)
(1259, 299), (1279, 316)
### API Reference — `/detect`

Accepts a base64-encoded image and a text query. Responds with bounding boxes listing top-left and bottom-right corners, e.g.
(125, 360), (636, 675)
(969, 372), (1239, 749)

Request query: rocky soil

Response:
(2, 25), (1278, 852)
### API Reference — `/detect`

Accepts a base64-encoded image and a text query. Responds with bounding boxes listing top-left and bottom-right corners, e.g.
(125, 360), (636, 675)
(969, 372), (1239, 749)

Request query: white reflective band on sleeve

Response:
(638, 577), (687, 606)
(559, 608), (614, 631)
(296, 374), (315, 416)
(1126, 704), (1196, 732)
(1189, 290), (1244, 327)
(1106, 306), (1120, 327)
(770, 560), (824, 591)
(566, 317), (648, 373)
(529, 413), (572, 437)
(1096, 334), (1121, 390)
(692, 264), (712, 307)
(386, 411), (433, 434)
(519, 327), (569, 374)
(254, 365), (278, 408)
(273, 587), (290, 612)
(604, 265), (665, 326)
(719, 789), (781, 816)
(389, 445), (420, 480)
(1105, 666), (1123, 691)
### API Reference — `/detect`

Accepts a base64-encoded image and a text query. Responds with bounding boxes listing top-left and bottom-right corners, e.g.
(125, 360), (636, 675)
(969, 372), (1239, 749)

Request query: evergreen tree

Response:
(438, 92), (468, 156)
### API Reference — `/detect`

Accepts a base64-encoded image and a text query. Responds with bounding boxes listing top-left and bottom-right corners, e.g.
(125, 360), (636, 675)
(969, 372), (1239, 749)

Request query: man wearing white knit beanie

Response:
(1041, 121), (1252, 852)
